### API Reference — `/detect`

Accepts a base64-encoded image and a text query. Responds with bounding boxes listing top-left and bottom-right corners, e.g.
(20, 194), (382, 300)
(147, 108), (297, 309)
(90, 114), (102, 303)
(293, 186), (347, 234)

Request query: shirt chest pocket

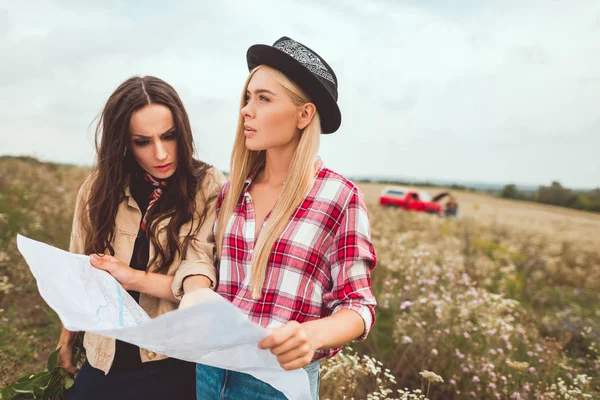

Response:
(109, 228), (136, 264)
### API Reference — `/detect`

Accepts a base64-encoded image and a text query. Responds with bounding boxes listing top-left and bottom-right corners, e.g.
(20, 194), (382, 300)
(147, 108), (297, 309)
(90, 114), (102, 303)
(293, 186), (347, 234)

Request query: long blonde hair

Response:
(216, 65), (322, 298)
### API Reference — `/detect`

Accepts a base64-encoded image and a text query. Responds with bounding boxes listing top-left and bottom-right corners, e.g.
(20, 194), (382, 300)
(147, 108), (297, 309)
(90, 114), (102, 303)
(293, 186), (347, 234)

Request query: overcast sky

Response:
(1, 1), (599, 188)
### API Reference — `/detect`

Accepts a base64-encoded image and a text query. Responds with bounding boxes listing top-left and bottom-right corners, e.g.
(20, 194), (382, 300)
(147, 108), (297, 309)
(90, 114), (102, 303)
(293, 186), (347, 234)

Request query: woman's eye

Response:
(163, 133), (176, 141)
(134, 140), (149, 146)
(259, 95), (270, 102)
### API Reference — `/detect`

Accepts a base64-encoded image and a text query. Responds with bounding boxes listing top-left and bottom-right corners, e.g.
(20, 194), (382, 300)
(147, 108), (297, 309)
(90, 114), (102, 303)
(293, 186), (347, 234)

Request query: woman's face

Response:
(241, 68), (301, 152)
(129, 104), (178, 179)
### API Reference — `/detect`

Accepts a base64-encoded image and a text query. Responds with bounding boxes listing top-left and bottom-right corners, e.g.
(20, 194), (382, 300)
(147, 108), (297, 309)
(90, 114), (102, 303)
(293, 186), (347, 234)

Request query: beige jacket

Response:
(69, 167), (226, 374)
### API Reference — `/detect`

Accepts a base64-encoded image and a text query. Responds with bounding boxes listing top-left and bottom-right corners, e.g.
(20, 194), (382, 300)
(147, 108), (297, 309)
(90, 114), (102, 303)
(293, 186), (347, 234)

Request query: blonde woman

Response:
(195, 37), (377, 400)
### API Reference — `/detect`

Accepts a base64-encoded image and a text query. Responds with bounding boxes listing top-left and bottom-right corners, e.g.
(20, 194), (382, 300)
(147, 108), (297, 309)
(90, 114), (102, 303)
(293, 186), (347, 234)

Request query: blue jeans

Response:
(196, 360), (320, 400)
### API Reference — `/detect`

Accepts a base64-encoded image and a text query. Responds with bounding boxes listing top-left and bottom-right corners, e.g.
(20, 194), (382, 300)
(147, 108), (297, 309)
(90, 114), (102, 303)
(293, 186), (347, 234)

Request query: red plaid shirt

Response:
(215, 159), (377, 359)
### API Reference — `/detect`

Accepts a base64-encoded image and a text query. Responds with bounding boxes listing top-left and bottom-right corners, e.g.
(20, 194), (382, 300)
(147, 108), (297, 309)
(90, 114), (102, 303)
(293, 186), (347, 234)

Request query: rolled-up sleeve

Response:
(172, 169), (227, 299)
(323, 188), (377, 342)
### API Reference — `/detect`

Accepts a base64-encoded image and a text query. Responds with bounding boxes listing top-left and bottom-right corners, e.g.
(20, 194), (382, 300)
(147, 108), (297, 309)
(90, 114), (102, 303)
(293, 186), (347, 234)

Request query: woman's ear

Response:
(297, 103), (317, 130)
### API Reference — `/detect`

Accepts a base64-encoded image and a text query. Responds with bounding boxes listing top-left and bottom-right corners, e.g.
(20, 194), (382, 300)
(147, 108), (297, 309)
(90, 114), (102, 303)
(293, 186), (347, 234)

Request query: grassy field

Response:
(1, 157), (598, 399)
(321, 183), (600, 399)
(0, 157), (90, 388)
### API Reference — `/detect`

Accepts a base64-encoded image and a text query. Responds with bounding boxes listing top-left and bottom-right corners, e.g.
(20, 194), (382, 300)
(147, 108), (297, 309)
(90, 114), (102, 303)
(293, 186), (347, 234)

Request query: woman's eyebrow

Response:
(131, 127), (175, 139)
(246, 89), (276, 96)
(160, 127), (176, 137)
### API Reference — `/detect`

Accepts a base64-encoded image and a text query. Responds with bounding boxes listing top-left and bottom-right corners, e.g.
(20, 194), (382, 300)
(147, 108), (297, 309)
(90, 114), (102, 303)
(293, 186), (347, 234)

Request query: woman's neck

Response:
(259, 145), (296, 187)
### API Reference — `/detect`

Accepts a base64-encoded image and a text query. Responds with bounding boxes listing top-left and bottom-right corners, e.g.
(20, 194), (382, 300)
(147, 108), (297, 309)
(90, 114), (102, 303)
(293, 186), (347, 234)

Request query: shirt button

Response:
(147, 351), (156, 359)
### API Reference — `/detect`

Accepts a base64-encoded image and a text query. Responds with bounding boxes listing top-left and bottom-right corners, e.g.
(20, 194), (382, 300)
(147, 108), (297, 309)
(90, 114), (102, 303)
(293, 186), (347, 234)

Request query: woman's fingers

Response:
(258, 320), (301, 350)
(89, 254), (120, 273)
(56, 344), (78, 374)
(269, 329), (308, 356)
(88, 254), (138, 289)
(275, 342), (313, 366)
(89, 254), (110, 269)
(257, 321), (315, 370)
(63, 362), (79, 375)
(280, 354), (314, 371)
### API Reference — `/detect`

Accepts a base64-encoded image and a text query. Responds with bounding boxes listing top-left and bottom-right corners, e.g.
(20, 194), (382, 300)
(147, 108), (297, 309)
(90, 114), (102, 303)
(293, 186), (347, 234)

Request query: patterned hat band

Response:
(273, 39), (335, 84)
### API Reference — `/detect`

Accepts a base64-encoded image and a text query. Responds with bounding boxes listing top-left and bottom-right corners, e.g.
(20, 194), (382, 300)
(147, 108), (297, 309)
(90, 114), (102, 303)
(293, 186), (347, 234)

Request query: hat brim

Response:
(247, 44), (341, 134)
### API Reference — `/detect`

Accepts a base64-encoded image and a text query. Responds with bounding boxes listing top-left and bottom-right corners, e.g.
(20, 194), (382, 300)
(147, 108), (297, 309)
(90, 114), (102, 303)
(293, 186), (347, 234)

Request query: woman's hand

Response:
(179, 287), (220, 309)
(89, 254), (140, 290)
(258, 311), (365, 371)
(258, 321), (319, 370)
(56, 328), (78, 374)
(56, 343), (78, 374)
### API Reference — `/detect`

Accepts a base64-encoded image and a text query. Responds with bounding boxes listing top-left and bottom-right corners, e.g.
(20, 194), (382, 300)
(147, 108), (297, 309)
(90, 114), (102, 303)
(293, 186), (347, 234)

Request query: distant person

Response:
(445, 195), (458, 217)
(57, 76), (226, 399)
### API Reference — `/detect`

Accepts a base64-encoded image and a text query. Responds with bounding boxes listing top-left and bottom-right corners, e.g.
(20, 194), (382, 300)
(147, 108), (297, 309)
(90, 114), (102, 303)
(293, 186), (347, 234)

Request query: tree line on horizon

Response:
(500, 181), (600, 213)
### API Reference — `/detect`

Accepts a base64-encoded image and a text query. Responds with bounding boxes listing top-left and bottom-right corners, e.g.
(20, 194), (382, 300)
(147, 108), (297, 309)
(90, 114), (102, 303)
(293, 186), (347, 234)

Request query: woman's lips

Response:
(244, 125), (256, 137)
(155, 163), (172, 172)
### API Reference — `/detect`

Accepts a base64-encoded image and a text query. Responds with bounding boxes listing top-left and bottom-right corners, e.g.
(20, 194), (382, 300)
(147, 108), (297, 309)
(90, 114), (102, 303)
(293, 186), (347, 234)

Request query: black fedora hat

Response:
(246, 36), (341, 134)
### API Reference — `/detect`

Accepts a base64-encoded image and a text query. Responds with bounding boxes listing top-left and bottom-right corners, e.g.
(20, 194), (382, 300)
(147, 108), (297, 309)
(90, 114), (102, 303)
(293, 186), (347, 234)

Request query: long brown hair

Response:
(82, 76), (211, 274)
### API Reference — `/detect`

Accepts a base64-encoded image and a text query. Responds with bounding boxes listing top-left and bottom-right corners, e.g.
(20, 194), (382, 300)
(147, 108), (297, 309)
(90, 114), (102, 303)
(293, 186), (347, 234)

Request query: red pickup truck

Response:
(379, 186), (444, 215)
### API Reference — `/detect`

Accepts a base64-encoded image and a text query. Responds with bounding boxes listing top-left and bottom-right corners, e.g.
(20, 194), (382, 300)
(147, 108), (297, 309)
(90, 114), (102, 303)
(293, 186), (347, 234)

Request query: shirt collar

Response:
(243, 164), (262, 192)
(123, 175), (144, 212)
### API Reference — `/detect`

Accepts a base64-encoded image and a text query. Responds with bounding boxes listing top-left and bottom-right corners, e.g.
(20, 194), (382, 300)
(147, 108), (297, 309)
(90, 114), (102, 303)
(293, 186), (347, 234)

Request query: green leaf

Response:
(14, 394), (35, 400)
(15, 375), (35, 384)
(64, 376), (75, 390)
(33, 386), (45, 398)
(7, 371), (51, 395)
(47, 347), (61, 372)
(10, 387), (35, 394)
(1, 386), (17, 398)
(43, 383), (61, 399)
